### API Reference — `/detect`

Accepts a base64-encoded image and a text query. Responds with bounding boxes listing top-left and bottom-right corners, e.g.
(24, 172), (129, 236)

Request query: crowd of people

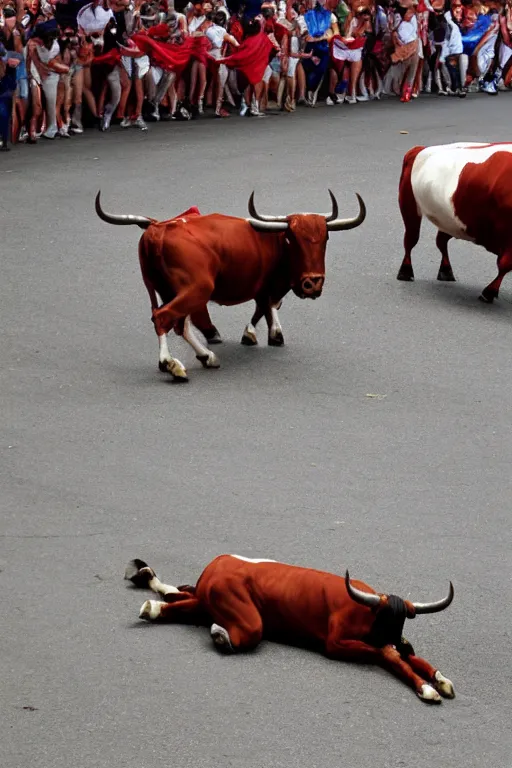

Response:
(0, 0), (511, 150)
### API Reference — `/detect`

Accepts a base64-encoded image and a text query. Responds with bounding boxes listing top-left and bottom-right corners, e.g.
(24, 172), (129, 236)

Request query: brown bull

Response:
(95, 190), (366, 381)
(126, 555), (455, 703)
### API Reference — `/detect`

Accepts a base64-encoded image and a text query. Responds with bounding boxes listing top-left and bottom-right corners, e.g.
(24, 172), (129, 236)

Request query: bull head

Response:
(345, 570), (454, 649)
(247, 191), (366, 299)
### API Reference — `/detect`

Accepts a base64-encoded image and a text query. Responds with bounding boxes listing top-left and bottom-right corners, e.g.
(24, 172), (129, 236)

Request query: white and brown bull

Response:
(397, 142), (512, 302)
(125, 555), (455, 704)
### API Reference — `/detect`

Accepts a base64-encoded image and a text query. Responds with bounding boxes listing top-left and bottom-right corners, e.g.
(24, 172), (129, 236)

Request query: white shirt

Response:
(77, 3), (114, 34)
(188, 14), (205, 33)
(394, 14), (418, 44)
(206, 23), (225, 50)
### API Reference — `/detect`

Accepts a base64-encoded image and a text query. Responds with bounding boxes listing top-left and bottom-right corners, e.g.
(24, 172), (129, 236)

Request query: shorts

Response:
(121, 54), (150, 78)
(499, 42), (512, 69)
(332, 47), (362, 64)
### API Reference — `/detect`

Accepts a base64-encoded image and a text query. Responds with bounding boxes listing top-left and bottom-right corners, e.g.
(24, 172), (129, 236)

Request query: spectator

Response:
(2, 0), (512, 150)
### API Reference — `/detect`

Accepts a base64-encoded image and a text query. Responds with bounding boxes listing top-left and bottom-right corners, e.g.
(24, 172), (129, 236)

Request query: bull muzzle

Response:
(298, 275), (324, 299)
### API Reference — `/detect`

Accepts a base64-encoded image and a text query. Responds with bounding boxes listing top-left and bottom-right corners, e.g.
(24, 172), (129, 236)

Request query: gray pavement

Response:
(2, 95), (512, 768)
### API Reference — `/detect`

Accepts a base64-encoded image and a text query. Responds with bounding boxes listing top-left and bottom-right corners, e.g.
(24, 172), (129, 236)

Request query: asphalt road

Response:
(2, 95), (512, 768)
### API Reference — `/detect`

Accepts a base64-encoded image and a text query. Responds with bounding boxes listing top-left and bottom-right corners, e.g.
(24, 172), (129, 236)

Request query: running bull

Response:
(95, 190), (366, 381)
(397, 142), (512, 302)
(125, 554), (455, 703)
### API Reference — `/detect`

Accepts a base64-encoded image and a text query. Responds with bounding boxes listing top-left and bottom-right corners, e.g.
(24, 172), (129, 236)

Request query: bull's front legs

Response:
(158, 332), (188, 381)
(241, 300), (284, 347)
(325, 638), (449, 703)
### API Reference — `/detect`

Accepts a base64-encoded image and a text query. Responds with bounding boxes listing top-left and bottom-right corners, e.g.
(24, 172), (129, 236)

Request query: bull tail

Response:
(95, 191), (153, 230)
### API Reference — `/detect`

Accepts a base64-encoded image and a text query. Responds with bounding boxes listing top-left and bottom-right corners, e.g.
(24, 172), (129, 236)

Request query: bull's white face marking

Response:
(435, 670), (455, 698)
(211, 623), (234, 652)
(230, 555), (277, 563)
(269, 307), (283, 340)
(183, 316), (220, 368)
(411, 143), (512, 242)
(139, 599), (165, 620)
(418, 683), (442, 703)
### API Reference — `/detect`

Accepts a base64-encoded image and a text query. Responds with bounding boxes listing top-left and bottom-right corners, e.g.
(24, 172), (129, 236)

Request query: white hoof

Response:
(211, 623), (234, 652)
(418, 683), (442, 703)
(435, 670), (455, 698)
(197, 351), (220, 369)
(139, 600), (163, 621)
(241, 325), (258, 346)
(159, 358), (188, 381)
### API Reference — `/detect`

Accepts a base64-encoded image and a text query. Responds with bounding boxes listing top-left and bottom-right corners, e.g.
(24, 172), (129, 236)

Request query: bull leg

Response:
(139, 596), (206, 623)
(125, 558), (183, 599)
(436, 231), (456, 281)
(190, 306), (222, 345)
(397, 211), (422, 281)
(241, 301), (284, 346)
(208, 588), (264, 652)
(182, 316), (220, 369)
(480, 249), (512, 303)
(406, 654), (455, 698)
(241, 303), (265, 346)
(152, 281), (215, 380)
(325, 638), (442, 703)
(265, 304), (284, 346)
(158, 332), (188, 382)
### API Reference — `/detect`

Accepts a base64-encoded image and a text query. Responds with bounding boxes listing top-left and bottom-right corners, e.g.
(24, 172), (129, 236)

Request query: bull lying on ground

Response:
(397, 141), (512, 302)
(96, 190), (366, 381)
(125, 554), (455, 703)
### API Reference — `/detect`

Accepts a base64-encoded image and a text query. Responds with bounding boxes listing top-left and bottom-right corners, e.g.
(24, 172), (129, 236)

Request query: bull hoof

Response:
(241, 326), (258, 346)
(207, 331), (223, 345)
(417, 684), (442, 704)
(437, 269), (456, 282)
(434, 671), (455, 699)
(203, 327), (223, 345)
(159, 358), (189, 381)
(124, 559), (154, 587)
(211, 623), (234, 653)
(397, 264), (414, 281)
(139, 600), (163, 621)
(268, 331), (284, 347)
(196, 352), (220, 369)
(479, 292), (496, 304)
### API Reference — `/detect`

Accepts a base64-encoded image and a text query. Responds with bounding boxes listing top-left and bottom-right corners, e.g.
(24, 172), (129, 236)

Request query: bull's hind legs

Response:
(183, 316), (220, 369)
(125, 558), (181, 598)
(158, 333), (188, 381)
(480, 250), (512, 303)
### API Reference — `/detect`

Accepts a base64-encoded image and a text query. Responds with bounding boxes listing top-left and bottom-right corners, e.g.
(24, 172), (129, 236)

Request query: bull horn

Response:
(345, 570), (381, 609)
(412, 582), (454, 615)
(95, 191), (153, 230)
(248, 191), (288, 223)
(247, 217), (289, 233)
(325, 189), (339, 222)
(327, 193), (367, 232)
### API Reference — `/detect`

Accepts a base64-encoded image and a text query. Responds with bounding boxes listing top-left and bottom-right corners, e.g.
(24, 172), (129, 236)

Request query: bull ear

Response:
(247, 218), (289, 233)
(327, 194), (366, 232)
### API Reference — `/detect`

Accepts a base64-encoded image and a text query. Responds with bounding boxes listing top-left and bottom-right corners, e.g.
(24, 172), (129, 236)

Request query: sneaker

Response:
(345, 94), (357, 104)
(42, 127), (58, 139)
(70, 122), (83, 134)
(120, 117), (131, 128)
(356, 93), (369, 102)
(150, 106), (160, 121)
(239, 101), (249, 116)
(133, 115), (148, 130)
(482, 81), (498, 95)
(326, 95), (335, 106)
(18, 128), (29, 142)
(59, 125), (70, 138)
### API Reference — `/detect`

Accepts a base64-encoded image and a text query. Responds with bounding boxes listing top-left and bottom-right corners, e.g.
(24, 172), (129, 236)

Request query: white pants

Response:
(122, 55), (151, 78)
